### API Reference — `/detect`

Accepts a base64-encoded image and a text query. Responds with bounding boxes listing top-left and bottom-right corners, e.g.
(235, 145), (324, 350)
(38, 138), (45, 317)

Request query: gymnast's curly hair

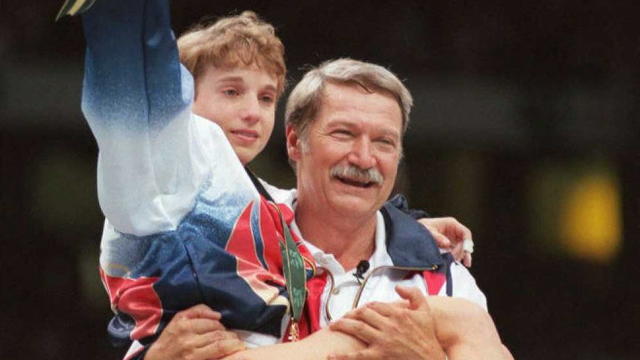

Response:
(177, 11), (286, 95)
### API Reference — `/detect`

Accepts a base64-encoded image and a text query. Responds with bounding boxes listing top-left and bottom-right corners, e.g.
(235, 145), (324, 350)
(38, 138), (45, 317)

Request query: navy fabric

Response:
(382, 202), (446, 270)
(387, 193), (431, 220)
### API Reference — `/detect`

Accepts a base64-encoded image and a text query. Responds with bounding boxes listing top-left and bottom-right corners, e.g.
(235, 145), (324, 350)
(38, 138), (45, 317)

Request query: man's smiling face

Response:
(288, 82), (403, 219)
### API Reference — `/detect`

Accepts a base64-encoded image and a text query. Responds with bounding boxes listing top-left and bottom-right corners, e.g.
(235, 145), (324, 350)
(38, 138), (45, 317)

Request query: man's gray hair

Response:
(285, 58), (413, 138)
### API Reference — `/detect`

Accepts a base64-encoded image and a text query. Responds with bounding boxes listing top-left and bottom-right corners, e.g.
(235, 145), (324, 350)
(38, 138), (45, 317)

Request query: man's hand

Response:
(145, 304), (245, 360)
(327, 286), (446, 360)
(419, 217), (474, 267)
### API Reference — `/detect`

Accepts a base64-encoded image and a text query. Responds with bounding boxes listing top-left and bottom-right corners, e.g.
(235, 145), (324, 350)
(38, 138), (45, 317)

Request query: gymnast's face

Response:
(193, 65), (278, 165)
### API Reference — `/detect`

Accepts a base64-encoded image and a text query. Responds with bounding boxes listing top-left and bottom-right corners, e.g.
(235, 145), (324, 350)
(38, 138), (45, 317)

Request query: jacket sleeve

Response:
(448, 263), (488, 310)
(82, 0), (206, 236)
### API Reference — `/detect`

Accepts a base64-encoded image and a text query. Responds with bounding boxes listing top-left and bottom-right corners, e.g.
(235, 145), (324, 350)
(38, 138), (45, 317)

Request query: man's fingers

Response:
(189, 318), (226, 334)
(361, 301), (406, 317)
(170, 313), (225, 336)
(198, 336), (246, 359)
(343, 301), (407, 321)
(202, 330), (241, 347)
(182, 303), (221, 321)
(343, 302), (394, 319)
(329, 318), (379, 344)
(395, 285), (428, 311)
(346, 305), (392, 330)
(187, 329), (236, 349)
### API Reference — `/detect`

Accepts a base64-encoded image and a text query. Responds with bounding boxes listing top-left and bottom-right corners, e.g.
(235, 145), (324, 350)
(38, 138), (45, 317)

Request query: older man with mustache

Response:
(145, 58), (512, 360)
(278, 59), (495, 357)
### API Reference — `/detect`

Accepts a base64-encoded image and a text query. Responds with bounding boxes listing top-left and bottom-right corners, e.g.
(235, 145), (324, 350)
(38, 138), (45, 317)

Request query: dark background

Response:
(1, 1), (639, 359)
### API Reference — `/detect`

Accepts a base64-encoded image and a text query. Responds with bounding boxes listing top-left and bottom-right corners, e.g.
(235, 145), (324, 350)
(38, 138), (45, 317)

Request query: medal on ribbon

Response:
(276, 207), (307, 341)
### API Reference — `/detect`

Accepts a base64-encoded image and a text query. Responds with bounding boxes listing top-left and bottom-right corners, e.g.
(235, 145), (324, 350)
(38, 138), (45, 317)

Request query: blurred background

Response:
(1, 1), (638, 359)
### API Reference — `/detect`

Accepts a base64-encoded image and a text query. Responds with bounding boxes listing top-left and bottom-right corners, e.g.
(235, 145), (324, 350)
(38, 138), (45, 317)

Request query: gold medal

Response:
(288, 321), (300, 342)
(275, 204), (307, 341)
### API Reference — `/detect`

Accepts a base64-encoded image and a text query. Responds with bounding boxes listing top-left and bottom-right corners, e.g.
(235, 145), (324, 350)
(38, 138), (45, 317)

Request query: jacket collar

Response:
(381, 203), (446, 269)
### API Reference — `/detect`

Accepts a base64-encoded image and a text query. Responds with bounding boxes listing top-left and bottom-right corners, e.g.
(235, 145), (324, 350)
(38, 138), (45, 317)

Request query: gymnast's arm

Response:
(81, 0), (208, 237)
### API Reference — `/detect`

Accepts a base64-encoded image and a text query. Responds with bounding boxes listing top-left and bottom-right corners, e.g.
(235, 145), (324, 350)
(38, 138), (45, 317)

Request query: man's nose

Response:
(239, 97), (261, 125)
(347, 137), (377, 169)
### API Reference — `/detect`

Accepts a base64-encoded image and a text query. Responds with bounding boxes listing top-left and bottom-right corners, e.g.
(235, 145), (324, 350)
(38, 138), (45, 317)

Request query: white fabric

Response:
(98, 114), (260, 272)
(296, 212), (487, 328)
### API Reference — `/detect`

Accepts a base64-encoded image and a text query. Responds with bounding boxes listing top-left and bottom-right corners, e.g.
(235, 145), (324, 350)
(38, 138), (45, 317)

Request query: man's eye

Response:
(332, 130), (353, 138)
(378, 138), (395, 146)
(222, 89), (239, 96)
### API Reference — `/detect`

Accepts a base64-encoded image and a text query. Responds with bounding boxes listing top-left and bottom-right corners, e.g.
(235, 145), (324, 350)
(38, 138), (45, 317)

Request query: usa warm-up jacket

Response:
(82, 0), (310, 353)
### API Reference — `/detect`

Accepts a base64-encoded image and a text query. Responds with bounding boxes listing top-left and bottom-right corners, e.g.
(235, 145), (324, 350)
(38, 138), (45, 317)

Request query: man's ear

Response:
(286, 125), (302, 162)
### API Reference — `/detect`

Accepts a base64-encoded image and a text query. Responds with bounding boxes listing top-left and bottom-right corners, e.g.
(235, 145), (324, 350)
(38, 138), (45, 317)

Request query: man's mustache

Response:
(330, 165), (383, 185)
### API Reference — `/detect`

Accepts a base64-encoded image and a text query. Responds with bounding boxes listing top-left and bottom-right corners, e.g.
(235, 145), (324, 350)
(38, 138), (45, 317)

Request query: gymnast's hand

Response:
(419, 217), (474, 267)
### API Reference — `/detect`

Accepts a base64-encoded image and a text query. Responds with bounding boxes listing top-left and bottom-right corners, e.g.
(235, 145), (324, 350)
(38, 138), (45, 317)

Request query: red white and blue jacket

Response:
(81, 0), (313, 356)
